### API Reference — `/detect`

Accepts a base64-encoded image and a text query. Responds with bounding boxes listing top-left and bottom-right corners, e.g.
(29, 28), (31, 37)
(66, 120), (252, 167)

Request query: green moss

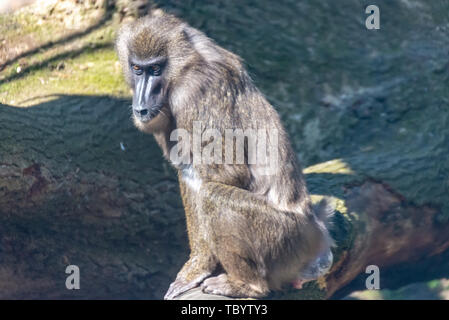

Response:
(0, 47), (128, 105)
(0, 22), (128, 106)
(427, 280), (441, 290)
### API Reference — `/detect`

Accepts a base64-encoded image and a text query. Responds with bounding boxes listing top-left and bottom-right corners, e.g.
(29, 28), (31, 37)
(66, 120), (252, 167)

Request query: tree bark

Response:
(0, 95), (187, 299)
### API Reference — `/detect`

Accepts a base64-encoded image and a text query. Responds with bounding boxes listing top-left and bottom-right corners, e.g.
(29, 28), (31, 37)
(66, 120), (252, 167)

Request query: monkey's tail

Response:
(313, 197), (335, 227)
(312, 197), (336, 246)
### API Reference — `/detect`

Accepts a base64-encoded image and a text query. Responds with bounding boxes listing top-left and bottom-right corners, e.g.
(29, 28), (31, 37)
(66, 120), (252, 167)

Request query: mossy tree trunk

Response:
(0, 96), (187, 299)
(1, 94), (448, 299)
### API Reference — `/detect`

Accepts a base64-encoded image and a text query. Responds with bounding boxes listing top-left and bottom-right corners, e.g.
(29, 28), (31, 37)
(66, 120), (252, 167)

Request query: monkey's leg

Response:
(199, 215), (270, 298)
(164, 178), (218, 300)
(199, 182), (292, 298)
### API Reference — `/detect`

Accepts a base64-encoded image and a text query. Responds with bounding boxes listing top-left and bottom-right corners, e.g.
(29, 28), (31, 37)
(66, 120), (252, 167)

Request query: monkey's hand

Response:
(164, 255), (217, 300)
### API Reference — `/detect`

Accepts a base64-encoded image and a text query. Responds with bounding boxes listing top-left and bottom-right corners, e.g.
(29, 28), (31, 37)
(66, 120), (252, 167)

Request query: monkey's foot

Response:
(164, 272), (211, 300)
(292, 279), (307, 289)
(201, 273), (268, 298)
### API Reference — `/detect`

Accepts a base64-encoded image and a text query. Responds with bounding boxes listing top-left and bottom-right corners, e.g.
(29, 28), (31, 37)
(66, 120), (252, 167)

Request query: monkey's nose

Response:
(139, 109), (148, 116)
(134, 108), (149, 117)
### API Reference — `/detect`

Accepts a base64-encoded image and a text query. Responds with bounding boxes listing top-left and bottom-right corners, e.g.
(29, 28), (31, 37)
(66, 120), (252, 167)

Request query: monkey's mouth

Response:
(133, 105), (163, 122)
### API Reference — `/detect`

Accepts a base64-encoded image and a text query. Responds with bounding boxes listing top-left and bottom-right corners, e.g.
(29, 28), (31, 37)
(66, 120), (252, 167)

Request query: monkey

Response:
(116, 9), (334, 299)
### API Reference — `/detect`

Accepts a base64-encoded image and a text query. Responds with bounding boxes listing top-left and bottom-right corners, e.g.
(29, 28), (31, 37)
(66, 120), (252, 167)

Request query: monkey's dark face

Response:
(129, 56), (167, 123)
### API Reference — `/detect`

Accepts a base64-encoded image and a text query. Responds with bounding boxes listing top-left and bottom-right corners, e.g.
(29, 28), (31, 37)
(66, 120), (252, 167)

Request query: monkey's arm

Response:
(202, 181), (268, 213)
(164, 178), (218, 300)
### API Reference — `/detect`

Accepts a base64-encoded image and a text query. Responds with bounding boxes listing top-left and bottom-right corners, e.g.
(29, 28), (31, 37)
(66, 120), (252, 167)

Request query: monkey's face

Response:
(129, 56), (167, 125)
(116, 12), (196, 132)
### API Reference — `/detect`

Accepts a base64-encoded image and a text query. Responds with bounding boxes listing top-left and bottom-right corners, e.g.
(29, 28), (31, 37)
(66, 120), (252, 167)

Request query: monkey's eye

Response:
(150, 64), (162, 76)
(131, 64), (143, 75)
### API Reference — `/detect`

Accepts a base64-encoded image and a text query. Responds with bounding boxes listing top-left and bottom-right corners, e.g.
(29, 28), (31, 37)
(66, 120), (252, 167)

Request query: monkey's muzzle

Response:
(133, 104), (162, 122)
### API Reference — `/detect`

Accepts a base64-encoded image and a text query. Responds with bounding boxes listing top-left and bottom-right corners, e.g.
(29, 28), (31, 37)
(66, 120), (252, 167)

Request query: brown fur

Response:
(116, 9), (333, 299)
